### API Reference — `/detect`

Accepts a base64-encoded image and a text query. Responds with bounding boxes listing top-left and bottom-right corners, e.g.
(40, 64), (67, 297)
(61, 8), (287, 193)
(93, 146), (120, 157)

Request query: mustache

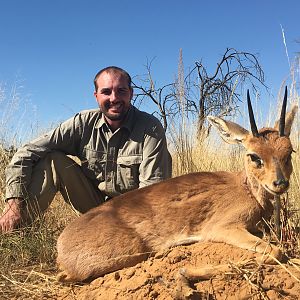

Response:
(104, 101), (123, 109)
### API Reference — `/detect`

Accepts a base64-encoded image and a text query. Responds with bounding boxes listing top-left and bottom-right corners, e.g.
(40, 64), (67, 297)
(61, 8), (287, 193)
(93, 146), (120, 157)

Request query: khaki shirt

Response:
(5, 105), (172, 199)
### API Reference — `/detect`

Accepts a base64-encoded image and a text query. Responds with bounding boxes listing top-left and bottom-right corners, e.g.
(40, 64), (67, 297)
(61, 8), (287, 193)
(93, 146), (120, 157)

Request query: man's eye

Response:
(118, 89), (128, 94)
(248, 154), (264, 168)
(100, 89), (111, 95)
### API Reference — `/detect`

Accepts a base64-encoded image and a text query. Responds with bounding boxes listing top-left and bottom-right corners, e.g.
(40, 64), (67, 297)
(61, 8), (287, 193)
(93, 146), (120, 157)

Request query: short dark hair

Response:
(93, 66), (132, 91)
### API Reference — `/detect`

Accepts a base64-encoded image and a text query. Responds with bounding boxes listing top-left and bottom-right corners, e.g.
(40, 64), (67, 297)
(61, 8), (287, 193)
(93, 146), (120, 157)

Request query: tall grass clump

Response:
(0, 82), (77, 299)
(0, 80), (38, 196)
(277, 78), (300, 257)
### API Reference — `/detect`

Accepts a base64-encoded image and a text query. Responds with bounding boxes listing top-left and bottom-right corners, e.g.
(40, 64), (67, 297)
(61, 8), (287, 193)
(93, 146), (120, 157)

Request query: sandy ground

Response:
(57, 242), (300, 300)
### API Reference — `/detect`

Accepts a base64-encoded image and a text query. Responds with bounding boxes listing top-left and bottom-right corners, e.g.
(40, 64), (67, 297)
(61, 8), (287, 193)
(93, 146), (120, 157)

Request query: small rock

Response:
(114, 271), (121, 281)
(150, 290), (159, 299)
(124, 269), (136, 279)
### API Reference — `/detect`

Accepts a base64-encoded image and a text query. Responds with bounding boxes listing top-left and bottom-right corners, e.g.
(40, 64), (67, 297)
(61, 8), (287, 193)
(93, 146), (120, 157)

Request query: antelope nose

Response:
(273, 179), (289, 189)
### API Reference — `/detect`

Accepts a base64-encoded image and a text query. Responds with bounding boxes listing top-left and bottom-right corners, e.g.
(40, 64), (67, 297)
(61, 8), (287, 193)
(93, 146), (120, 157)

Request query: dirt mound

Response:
(58, 242), (300, 299)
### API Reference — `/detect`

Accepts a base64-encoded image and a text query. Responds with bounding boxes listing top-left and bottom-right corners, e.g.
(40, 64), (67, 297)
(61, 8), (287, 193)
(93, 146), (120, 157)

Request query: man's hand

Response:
(0, 198), (23, 233)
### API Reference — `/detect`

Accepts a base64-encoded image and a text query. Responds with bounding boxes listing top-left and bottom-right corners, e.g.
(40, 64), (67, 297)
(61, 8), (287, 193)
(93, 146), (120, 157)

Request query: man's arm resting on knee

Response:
(0, 198), (24, 233)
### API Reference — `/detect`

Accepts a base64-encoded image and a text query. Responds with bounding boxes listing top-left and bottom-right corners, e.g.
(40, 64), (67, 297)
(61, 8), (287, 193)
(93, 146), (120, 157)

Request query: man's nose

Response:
(110, 91), (118, 101)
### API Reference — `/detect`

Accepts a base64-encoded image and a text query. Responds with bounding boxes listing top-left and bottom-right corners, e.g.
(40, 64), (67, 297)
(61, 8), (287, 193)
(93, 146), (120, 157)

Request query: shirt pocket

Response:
(81, 147), (106, 181)
(116, 155), (142, 191)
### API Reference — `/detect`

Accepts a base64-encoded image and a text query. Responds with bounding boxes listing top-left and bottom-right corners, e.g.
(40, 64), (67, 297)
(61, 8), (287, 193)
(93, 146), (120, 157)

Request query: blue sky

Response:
(0, 0), (299, 137)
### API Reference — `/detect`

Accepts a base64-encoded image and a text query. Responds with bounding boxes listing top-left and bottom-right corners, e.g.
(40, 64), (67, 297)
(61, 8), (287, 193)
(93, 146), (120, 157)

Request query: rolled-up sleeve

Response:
(138, 119), (172, 188)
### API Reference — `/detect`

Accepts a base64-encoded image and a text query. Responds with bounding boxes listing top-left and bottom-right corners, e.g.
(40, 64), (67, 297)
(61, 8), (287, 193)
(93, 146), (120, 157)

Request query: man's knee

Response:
(46, 151), (78, 166)
(42, 152), (81, 178)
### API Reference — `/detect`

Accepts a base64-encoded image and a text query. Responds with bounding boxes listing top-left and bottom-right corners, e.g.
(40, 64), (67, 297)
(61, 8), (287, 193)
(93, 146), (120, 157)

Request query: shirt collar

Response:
(95, 105), (135, 132)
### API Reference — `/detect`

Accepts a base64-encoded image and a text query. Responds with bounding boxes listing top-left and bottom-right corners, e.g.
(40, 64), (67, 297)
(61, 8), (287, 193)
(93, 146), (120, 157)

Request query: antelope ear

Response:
(274, 105), (298, 137)
(208, 116), (249, 144)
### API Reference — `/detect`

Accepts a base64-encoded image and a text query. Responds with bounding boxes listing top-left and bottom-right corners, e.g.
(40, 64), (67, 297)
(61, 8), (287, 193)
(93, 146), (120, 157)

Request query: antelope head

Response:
(208, 87), (298, 199)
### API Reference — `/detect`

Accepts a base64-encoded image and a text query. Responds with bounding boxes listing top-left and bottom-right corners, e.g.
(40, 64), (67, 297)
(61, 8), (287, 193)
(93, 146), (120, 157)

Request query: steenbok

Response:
(57, 88), (297, 283)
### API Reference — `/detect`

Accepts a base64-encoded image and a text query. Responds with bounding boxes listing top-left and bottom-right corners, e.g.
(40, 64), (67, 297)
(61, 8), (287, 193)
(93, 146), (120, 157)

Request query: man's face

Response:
(94, 71), (133, 122)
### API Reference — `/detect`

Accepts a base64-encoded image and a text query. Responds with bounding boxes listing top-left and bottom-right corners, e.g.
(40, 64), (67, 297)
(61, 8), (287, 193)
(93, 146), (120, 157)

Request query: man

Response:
(0, 66), (172, 233)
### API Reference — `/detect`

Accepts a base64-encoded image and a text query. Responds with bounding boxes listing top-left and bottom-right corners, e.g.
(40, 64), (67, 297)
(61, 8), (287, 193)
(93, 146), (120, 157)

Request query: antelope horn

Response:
(247, 90), (259, 137)
(279, 86), (287, 136)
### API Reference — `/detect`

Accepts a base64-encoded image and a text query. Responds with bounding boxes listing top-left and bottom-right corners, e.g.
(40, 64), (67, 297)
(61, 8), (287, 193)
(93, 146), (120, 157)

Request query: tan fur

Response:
(56, 105), (297, 283)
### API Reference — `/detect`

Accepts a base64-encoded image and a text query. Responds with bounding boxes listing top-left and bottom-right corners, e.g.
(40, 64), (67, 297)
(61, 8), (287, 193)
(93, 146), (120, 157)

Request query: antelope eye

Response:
(248, 153), (264, 168)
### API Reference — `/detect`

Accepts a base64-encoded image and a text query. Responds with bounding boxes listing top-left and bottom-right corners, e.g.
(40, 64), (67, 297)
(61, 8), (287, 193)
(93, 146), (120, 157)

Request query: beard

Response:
(101, 101), (130, 121)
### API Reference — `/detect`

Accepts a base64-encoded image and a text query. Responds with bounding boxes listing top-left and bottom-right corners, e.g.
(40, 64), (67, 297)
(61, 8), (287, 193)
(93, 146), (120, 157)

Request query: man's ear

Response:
(130, 87), (134, 100)
(207, 116), (249, 144)
(94, 91), (100, 104)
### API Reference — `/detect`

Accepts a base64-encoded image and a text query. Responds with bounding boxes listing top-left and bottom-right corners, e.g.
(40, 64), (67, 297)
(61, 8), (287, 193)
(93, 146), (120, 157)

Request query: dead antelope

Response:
(57, 88), (297, 283)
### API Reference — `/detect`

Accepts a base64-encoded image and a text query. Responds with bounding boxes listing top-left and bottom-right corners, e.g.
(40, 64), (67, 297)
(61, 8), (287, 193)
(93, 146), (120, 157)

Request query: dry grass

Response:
(0, 194), (77, 299)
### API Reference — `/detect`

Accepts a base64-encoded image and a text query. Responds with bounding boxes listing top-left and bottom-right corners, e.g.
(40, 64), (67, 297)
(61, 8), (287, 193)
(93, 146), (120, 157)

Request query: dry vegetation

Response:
(0, 78), (299, 299)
